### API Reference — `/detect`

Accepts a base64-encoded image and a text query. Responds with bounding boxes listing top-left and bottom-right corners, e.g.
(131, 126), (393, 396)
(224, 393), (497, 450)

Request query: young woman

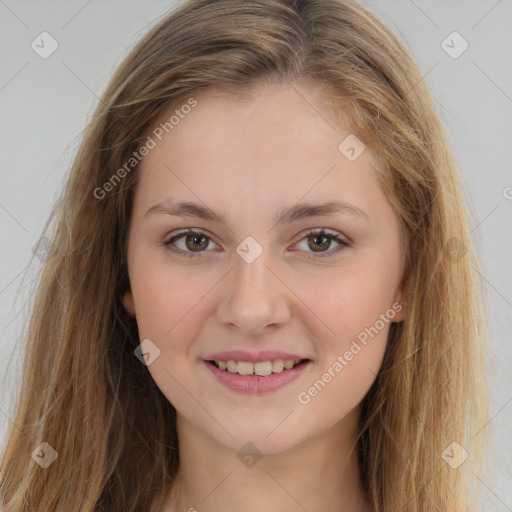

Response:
(0, 0), (494, 510)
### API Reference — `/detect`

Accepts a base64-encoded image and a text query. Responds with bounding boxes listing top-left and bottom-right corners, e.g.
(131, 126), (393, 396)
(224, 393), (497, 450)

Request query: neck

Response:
(163, 407), (372, 512)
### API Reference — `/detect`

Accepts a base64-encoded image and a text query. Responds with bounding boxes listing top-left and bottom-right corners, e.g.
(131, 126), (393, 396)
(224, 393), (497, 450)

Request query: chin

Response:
(204, 417), (307, 455)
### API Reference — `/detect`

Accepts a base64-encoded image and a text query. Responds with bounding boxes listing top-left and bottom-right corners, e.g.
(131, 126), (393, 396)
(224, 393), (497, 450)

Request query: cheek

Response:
(129, 253), (213, 340)
(316, 263), (398, 344)
(129, 260), (215, 407)
(296, 276), (392, 421)
(304, 251), (399, 401)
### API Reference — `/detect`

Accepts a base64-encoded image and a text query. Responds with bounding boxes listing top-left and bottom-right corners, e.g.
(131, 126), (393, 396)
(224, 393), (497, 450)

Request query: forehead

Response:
(134, 81), (386, 221)
(141, 82), (377, 174)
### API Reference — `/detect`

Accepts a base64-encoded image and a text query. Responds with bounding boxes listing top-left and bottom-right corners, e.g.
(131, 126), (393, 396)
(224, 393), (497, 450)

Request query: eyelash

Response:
(162, 228), (350, 259)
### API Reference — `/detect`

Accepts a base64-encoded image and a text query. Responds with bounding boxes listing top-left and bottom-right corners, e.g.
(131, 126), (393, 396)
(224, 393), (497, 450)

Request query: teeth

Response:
(214, 358), (303, 376)
(254, 361), (272, 376)
(271, 359), (284, 372)
(237, 361), (253, 375)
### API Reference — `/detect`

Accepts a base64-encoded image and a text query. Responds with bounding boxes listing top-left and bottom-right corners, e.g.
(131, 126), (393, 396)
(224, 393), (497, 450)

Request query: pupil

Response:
(187, 234), (207, 251)
(310, 235), (329, 252)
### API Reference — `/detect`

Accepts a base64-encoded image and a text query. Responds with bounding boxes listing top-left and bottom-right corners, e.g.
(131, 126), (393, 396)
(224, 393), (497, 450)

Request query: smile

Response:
(210, 359), (304, 376)
(204, 358), (311, 394)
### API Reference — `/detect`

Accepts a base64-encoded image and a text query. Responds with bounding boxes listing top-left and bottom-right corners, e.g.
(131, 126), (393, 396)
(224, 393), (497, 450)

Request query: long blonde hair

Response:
(0, 0), (493, 510)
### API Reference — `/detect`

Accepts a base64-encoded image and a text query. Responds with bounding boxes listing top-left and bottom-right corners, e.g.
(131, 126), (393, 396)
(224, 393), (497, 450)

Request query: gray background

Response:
(0, 0), (511, 509)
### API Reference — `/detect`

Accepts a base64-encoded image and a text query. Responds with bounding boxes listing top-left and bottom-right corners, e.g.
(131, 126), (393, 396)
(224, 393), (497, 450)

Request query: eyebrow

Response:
(144, 199), (370, 225)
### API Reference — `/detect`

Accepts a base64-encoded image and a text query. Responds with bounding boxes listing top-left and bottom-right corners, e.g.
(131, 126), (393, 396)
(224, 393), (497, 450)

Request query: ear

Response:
(391, 235), (416, 322)
(392, 269), (413, 323)
(122, 290), (136, 316)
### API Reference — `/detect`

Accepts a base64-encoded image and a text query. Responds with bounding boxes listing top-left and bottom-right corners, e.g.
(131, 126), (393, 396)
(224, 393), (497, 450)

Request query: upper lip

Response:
(204, 350), (311, 363)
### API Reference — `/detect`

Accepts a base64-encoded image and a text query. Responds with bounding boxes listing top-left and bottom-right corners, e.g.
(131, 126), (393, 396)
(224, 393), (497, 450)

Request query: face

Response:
(123, 80), (407, 454)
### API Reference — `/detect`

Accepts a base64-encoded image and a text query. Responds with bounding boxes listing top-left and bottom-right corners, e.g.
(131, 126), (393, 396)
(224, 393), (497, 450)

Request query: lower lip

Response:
(204, 360), (311, 394)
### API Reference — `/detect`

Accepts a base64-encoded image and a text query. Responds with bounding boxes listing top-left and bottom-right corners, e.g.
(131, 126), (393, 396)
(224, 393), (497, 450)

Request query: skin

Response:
(123, 80), (408, 512)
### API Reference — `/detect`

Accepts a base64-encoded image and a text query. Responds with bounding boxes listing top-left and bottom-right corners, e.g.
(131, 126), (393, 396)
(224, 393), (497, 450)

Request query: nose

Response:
(214, 250), (291, 336)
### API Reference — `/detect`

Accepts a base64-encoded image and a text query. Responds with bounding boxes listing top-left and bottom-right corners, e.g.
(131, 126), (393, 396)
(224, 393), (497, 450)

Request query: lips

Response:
(203, 350), (312, 393)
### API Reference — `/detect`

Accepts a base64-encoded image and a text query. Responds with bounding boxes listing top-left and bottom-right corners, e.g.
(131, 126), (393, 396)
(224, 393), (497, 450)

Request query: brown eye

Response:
(163, 229), (216, 257)
(184, 233), (209, 251)
(293, 228), (349, 259)
(163, 228), (349, 259)
(307, 233), (332, 252)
